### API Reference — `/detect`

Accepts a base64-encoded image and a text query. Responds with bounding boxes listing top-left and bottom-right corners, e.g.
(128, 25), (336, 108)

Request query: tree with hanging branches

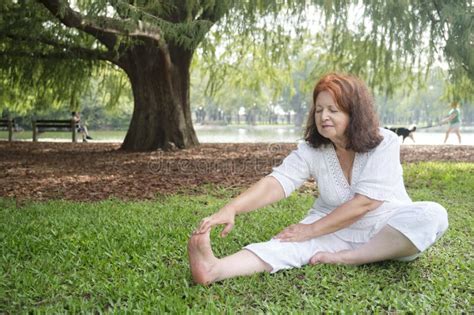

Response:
(0, 0), (471, 151)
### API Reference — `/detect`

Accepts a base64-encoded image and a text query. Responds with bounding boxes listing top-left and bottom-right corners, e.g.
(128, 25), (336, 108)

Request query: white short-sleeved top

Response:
(269, 128), (412, 242)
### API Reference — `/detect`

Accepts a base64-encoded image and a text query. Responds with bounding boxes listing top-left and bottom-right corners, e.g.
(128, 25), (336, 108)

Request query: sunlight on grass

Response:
(0, 162), (472, 312)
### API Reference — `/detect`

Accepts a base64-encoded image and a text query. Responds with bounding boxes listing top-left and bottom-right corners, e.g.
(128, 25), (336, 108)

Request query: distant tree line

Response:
(2, 66), (473, 131)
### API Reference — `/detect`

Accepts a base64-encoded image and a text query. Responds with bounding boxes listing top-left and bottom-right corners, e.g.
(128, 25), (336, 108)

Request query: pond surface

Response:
(1, 125), (473, 145)
(195, 125), (472, 145)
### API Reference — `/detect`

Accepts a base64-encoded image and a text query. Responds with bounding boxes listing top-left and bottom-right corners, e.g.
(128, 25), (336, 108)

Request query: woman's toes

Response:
(310, 251), (342, 265)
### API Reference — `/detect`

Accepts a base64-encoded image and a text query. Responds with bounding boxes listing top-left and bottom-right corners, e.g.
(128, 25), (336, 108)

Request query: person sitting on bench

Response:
(72, 112), (93, 142)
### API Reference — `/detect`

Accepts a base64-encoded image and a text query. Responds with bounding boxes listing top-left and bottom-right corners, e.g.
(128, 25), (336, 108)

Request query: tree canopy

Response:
(0, 0), (472, 150)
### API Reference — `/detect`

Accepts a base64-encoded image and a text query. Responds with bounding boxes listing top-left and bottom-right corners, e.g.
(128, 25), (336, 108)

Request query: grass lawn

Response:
(1, 162), (472, 313)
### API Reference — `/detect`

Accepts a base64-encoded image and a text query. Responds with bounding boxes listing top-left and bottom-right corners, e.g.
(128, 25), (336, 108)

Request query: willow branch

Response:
(37, 0), (161, 49)
(0, 46), (113, 62)
(197, 4), (229, 25)
(2, 32), (116, 63)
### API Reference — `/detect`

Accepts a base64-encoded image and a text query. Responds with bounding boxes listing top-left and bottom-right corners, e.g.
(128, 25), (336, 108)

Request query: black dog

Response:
(385, 125), (416, 143)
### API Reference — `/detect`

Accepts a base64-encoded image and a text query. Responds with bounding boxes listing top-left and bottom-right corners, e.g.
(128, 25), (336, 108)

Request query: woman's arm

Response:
(275, 194), (383, 242)
(442, 113), (456, 123)
(195, 176), (285, 236)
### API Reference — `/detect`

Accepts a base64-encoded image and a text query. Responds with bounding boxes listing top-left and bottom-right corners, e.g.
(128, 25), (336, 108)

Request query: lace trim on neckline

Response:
(326, 146), (364, 202)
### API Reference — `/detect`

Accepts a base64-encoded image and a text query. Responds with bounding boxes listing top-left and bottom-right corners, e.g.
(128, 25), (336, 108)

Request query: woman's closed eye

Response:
(316, 107), (339, 113)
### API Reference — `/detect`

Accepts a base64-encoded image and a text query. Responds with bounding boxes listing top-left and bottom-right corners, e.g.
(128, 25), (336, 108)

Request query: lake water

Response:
(194, 125), (473, 145)
(2, 125), (473, 145)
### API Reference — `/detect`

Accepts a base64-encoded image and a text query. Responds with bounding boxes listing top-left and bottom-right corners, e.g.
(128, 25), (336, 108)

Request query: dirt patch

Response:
(1, 142), (472, 201)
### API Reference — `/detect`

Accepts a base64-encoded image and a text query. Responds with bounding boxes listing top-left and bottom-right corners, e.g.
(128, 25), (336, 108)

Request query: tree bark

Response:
(119, 43), (199, 151)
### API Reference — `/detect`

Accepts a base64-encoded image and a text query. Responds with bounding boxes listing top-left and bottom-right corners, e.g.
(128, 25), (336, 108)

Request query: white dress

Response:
(245, 128), (448, 273)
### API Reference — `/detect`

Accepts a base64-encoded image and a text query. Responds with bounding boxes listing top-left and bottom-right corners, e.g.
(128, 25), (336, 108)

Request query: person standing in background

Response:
(442, 102), (461, 144)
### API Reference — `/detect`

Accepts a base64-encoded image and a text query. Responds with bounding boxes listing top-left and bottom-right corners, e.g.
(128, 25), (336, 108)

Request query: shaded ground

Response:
(1, 142), (473, 201)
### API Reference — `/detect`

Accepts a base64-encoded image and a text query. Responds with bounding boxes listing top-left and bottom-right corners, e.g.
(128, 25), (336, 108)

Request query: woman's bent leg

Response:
(188, 231), (271, 285)
(311, 202), (448, 265)
(311, 225), (418, 265)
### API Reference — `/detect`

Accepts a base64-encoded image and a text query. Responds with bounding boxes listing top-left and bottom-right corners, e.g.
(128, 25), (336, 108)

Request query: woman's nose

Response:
(321, 110), (329, 120)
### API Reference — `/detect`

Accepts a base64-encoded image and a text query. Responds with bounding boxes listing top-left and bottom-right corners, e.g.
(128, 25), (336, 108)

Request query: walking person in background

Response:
(72, 111), (93, 142)
(442, 101), (461, 144)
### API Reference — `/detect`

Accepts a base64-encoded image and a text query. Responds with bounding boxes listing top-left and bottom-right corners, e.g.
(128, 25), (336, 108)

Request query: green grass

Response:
(1, 162), (472, 313)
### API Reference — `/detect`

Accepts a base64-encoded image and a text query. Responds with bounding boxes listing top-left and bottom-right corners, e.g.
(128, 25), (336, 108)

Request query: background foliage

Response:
(1, 0), (472, 129)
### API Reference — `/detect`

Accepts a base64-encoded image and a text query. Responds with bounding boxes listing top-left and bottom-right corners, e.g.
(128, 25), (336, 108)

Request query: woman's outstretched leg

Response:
(310, 225), (419, 265)
(188, 231), (271, 285)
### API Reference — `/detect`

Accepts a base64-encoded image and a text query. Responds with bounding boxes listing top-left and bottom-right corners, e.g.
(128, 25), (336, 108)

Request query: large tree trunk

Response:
(119, 43), (199, 151)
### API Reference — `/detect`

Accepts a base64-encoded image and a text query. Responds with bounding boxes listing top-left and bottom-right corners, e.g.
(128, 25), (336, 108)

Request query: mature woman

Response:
(188, 73), (448, 285)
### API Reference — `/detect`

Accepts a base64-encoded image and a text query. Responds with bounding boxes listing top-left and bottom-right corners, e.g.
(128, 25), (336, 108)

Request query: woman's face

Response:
(314, 90), (350, 145)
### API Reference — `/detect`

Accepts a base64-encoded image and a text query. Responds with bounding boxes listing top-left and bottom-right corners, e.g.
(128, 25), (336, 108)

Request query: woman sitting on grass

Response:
(188, 73), (449, 285)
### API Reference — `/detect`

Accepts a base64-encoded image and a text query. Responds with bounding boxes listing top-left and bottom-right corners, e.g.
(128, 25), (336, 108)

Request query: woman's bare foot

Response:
(188, 231), (220, 285)
(309, 250), (353, 265)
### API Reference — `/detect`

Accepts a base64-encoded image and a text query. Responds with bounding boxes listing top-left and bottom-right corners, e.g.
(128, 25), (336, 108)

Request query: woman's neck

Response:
(332, 138), (349, 152)
(335, 146), (354, 157)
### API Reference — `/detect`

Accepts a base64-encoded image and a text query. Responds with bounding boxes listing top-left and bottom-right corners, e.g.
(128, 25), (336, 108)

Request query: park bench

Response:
(0, 117), (15, 141)
(32, 118), (78, 142)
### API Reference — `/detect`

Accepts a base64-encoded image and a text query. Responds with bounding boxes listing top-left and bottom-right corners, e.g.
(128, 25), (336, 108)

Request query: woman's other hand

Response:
(274, 223), (315, 242)
(195, 207), (236, 237)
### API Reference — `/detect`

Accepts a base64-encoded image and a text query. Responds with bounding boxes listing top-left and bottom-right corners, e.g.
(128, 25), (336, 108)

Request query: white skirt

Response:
(244, 201), (449, 273)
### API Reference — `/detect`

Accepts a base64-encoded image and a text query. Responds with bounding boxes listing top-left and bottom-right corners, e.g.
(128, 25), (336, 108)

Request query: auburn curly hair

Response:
(304, 73), (383, 152)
